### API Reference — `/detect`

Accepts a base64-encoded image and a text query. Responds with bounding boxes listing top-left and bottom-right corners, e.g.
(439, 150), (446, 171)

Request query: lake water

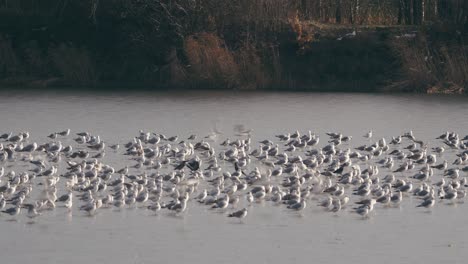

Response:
(0, 91), (467, 264)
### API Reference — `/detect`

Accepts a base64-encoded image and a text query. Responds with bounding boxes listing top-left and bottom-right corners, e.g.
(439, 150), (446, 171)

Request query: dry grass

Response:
(49, 43), (97, 85)
(0, 34), (20, 78)
(184, 33), (239, 88)
(23, 40), (49, 77)
(439, 45), (468, 90)
(235, 41), (270, 89)
(392, 35), (467, 93)
(184, 32), (277, 89)
(288, 10), (314, 48)
(392, 36), (436, 91)
(362, 5), (397, 25)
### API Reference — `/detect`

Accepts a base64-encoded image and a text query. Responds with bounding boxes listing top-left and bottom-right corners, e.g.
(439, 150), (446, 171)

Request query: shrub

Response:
(392, 35), (467, 93)
(49, 43), (97, 86)
(235, 41), (270, 89)
(22, 40), (49, 78)
(184, 33), (239, 88)
(0, 34), (21, 78)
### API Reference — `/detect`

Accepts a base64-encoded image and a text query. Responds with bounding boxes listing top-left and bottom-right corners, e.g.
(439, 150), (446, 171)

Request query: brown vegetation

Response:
(234, 41), (271, 90)
(391, 34), (467, 93)
(184, 33), (274, 90)
(184, 33), (239, 89)
(0, 1), (466, 92)
(49, 44), (97, 86)
(0, 35), (20, 78)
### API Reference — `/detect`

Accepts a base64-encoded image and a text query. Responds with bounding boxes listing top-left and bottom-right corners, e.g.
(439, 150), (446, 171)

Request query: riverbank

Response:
(1, 26), (465, 94)
(0, 2), (466, 94)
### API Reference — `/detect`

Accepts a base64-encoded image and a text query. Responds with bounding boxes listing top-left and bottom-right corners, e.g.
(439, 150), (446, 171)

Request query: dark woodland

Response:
(0, 0), (466, 93)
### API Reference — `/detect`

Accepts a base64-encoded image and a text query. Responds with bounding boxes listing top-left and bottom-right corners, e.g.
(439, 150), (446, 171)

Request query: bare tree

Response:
(335, 0), (342, 23)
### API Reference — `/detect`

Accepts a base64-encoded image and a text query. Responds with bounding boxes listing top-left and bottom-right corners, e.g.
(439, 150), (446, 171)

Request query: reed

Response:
(49, 44), (97, 86)
(0, 34), (20, 78)
(392, 35), (467, 93)
(184, 33), (239, 89)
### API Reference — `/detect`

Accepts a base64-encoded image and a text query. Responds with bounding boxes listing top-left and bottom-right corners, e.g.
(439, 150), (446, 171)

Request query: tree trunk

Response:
(413, 0), (421, 25)
(457, 0), (468, 25)
(354, 0), (360, 24)
(422, 0), (425, 23)
(409, 0), (414, 24)
(438, 0), (449, 20)
(398, 0), (405, 24)
(319, 0), (323, 21)
(403, 0), (412, 24)
(335, 0), (342, 24)
(301, 0), (308, 19)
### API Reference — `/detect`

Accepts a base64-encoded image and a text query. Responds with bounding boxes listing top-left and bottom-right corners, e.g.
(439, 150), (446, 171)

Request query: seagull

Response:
(23, 204), (41, 218)
(271, 192), (283, 204)
(80, 200), (97, 216)
(432, 160), (448, 170)
(0, 196), (6, 210)
(56, 191), (73, 203)
(2, 205), (21, 217)
(195, 189), (208, 202)
(234, 124), (253, 136)
(416, 197), (435, 209)
(399, 182), (413, 193)
(246, 192), (254, 204)
(228, 208), (248, 221)
(168, 193), (189, 213)
(444, 169), (459, 179)
(0, 132), (11, 140)
(57, 129), (71, 136)
(136, 190), (149, 203)
(0, 127), (466, 225)
(212, 195), (230, 209)
(109, 144), (120, 151)
(355, 198), (376, 207)
(432, 146), (445, 154)
(319, 196), (333, 208)
(287, 199), (306, 210)
(21, 143), (37, 152)
(364, 130), (373, 139)
(355, 205), (370, 218)
(186, 158), (201, 171)
(147, 202), (161, 213)
(9, 134), (23, 143)
(442, 190), (458, 203)
(330, 199), (341, 213)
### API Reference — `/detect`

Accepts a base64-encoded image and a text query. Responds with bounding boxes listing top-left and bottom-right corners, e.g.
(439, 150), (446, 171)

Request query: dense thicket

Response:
(0, 0), (466, 92)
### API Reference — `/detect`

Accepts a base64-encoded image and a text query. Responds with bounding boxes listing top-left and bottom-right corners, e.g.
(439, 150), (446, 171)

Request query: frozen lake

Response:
(0, 91), (467, 264)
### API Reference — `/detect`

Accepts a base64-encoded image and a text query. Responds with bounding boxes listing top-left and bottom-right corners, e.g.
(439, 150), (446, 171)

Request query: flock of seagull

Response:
(0, 127), (467, 223)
